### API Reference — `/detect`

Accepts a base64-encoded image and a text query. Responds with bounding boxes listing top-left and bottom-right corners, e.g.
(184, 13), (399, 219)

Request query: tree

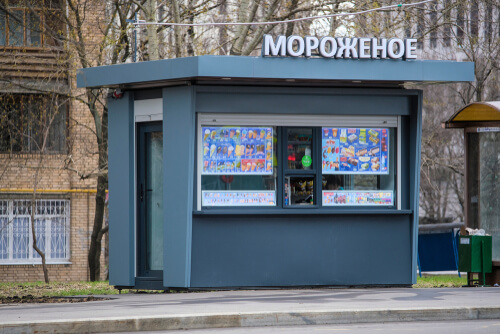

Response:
(349, 0), (500, 223)
(0, 92), (68, 282)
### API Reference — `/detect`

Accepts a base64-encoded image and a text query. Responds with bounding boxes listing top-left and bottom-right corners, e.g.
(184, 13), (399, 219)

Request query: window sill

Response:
(194, 208), (412, 215)
(0, 261), (72, 266)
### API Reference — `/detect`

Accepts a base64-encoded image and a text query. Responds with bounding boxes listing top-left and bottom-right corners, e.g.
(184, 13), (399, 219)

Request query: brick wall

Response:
(0, 0), (112, 283)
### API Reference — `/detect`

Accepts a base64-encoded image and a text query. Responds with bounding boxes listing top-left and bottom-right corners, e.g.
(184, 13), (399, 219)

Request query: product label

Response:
(202, 191), (276, 206)
(202, 127), (273, 175)
(322, 190), (393, 206)
(301, 155), (312, 168)
(322, 127), (389, 175)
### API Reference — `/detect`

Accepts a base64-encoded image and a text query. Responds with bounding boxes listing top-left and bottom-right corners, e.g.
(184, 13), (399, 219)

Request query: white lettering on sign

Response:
(477, 127), (500, 133)
(460, 238), (470, 245)
(262, 34), (418, 60)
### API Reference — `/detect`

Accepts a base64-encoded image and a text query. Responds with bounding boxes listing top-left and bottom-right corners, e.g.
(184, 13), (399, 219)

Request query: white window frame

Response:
(197, 113), (401, 210)
(0, 199), (71, 265)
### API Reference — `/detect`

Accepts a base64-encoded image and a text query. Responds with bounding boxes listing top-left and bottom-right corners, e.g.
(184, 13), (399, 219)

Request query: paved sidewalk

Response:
(1, 288), (500, 333)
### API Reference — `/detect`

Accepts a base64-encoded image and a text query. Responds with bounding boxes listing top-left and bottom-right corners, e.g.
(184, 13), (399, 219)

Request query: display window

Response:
(321, 127), (395, 207)
(200, 125), (278, 207)
(197, 115), (398, 210)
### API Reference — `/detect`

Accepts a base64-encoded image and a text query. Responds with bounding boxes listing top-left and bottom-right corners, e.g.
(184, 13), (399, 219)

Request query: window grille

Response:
(0, 199), (70, 264)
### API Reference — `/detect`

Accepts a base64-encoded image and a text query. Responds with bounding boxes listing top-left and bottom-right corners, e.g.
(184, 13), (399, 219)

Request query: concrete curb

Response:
(2, 307), (500, 333)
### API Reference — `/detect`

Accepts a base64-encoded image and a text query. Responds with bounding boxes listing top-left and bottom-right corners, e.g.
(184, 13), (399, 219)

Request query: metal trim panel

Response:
(108, 91), (136, 287)
(163, 86), (196, 288)
(198, 114), (398, 127)
(134, 98), (163, 122)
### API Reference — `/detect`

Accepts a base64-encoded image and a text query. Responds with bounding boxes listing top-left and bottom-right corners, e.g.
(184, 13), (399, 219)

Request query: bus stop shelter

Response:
(443, 101), (500, 285)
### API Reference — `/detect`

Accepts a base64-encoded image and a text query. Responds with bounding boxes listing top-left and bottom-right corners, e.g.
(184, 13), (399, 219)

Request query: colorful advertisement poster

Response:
(202, 191), (276, 206)
(323, 191), (394, 206)
(202, 127), (273, 175)
(322, 127), (389, 174)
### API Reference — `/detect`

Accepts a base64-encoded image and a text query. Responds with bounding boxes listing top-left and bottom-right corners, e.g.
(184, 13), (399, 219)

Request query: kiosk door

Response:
(137, 122), (163, 280)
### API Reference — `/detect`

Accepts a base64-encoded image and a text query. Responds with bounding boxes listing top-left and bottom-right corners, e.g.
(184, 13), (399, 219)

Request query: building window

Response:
(429, 4), (437, 49)
(0, 199), (70, 264)
(0, 0), (61, 48)
(470, 1), (479, 38)
(456, 4), (465, 44)
(416, 3), (425, 50)
(484, 3), (492, 45)
(442, 0), (451, 47)
(0, 94), (67, 153)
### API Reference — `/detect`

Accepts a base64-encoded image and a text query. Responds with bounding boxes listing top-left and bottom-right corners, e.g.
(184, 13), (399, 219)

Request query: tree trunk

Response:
(31, 198), (50, 284)
(146, 0), (159, 60)
(218, 0), (228, 55)
(88, 173), (107, 281)
(88, 90), (109, 282)
(29, 97), (60, 284)
(186, 2), (195, 57)
(229, 0), (252, 55)
(284, 0), (300, 37)
(171, 0), (183, 58)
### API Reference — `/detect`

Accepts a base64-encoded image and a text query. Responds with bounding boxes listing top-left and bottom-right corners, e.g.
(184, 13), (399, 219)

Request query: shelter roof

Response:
(443, 101), (500, 129)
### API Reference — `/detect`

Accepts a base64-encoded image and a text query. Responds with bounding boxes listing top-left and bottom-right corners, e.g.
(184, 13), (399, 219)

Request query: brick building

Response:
(0, 1), (106, 282)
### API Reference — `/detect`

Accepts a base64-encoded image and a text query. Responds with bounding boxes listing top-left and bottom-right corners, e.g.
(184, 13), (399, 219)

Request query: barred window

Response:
(0, 199), (70, 264)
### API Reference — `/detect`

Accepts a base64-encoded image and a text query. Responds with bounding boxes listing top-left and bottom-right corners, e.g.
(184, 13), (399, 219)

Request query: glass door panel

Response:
(286, 128), (313, 170)
(479, 131), (500, 261)
(145, 131), (163, 271)
(137, 122), (163, 278)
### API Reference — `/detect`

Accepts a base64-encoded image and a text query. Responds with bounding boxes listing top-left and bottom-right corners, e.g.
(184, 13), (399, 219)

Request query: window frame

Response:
(0, 1), (61, 49)
(196, 113), (401, 211)
(0, 199), (71, 265)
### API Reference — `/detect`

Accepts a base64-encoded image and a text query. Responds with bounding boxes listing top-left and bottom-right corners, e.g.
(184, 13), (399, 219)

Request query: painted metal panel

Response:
(108, 92), (135, 287)
(409, 92), (423, 284)
(191, 214), (412, 287)
(76, 56), (475, 89)
(134, 98), (163, 122)
(196, 87), (413, 116)
(163, 86), (195, 287)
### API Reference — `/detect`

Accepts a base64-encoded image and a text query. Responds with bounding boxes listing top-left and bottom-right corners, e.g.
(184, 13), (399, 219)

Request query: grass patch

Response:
(0, 281), (129, 298)
(0, 275), (468, 299)
(413, 274), (466, 288)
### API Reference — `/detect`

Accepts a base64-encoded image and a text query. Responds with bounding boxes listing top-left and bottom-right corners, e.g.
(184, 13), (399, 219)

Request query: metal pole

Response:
(134, 13), (138, 62)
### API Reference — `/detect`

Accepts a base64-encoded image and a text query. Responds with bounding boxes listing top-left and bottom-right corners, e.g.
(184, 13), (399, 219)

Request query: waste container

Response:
(458, 235), (492, 286)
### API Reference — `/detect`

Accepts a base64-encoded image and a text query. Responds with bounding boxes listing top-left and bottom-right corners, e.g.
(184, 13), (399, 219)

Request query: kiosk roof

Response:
(77, 55), (474, 89)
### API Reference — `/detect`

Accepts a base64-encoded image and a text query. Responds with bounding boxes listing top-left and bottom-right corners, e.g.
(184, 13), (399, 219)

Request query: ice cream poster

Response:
(322, 127), (389, 175)
(202, 127), (273, 175)
(322, 191), (393, 206)
(202, 191), (276, 206)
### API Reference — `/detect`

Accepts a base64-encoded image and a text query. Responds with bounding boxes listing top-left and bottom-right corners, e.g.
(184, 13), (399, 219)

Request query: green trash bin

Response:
(458, 235), (492, 286)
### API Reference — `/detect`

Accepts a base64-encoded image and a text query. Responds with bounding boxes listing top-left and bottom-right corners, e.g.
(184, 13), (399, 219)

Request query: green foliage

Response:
(413, 275), (467, 288)
(0, 281), (129, 298)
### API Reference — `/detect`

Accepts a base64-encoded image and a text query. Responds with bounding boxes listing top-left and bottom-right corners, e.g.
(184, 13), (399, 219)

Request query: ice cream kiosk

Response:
(77, 36), (474, 290)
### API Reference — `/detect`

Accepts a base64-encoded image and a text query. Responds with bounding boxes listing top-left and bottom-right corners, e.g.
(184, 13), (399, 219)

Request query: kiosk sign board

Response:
(262, 34), (417, 60)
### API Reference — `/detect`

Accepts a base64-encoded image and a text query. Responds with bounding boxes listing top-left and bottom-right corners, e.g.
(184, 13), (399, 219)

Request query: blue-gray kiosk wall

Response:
(80, 56), (474, 289)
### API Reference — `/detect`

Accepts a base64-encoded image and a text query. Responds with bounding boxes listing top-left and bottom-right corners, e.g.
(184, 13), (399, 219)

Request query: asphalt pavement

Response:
(1, 287), (500, 334)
